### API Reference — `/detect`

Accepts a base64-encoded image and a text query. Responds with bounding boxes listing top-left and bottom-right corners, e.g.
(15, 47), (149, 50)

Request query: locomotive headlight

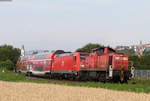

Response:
(123, 57), (128, 60)
(80, 64), (85, 68)
(115, 57), (120, 60)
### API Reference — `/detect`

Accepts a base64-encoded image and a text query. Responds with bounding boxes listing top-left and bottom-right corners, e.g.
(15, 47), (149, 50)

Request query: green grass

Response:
(0, 69), (150, 93)
(0, 69), (51, 84)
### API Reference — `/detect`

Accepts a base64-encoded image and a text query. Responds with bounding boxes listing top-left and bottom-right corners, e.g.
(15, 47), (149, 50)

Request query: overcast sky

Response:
(0, 0), (150, 51)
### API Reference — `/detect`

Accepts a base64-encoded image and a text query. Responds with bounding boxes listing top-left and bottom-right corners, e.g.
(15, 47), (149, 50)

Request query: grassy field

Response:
(0, 69), (150, 93)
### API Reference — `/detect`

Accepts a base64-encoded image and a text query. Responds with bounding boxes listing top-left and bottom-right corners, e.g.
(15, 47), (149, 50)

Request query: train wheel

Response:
(98, 72), (107, 83)
(74, 73), (80, 81)
(124, 74), (128, 84)
(49, 74), (52, 79)
(26, 72), (32, 77)
(18, 71), (21, 74)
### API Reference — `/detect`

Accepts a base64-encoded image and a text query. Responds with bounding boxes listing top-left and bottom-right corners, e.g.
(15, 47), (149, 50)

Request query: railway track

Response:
(26, 75), (126, 84)
(26, 76), (85, 83)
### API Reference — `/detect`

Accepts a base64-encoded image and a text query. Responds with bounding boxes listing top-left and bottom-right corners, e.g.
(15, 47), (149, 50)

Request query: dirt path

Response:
(0, 81), (149, 101)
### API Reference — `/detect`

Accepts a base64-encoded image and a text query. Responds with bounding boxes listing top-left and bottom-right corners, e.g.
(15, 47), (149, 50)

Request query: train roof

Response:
(92, 47), (116, 52)
(58, 52), (88, 57)
(20, 56), (29, 61)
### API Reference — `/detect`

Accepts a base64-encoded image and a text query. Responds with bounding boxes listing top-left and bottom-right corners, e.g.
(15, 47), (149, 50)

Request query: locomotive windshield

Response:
(96, 48), (104, 54)
(93, 47), (116, 54)
(80, 54), (88, 61)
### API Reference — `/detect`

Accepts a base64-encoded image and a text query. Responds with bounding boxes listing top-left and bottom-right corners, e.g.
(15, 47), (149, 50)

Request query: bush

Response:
(0, 45), (20, 65)
(0, 60), (14, 70)
(129, 55), (150, 70)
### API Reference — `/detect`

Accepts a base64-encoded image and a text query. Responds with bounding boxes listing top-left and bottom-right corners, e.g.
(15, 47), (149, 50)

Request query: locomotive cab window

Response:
(80, 54), (88, 61)
(96, 48), (104, 54)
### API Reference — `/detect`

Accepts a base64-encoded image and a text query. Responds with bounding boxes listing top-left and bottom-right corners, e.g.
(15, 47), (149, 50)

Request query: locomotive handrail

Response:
(128, 61), (135, 79)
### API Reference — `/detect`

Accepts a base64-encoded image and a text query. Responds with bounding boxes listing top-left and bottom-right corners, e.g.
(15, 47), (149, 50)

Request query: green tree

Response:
(0, 45), (21, 66)
(0, 60), (14, 70)
(76, 43), (103, 53)
(129, 54), (150, 69)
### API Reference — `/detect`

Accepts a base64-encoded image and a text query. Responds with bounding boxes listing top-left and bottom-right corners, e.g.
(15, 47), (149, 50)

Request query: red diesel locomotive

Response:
(80, 47), (129, 82)
(16, 47), (130, 83)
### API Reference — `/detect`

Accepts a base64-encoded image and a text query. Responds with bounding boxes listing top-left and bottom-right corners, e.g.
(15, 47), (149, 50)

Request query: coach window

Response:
(46, 60), (49, 66)
(35, 66), (43, 71)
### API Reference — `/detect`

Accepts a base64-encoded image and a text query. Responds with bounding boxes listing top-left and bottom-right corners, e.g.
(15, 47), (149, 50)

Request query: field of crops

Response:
(0, 82), (150, 101)
(0, 81), (150, 101)
(1, 69), (150, 101)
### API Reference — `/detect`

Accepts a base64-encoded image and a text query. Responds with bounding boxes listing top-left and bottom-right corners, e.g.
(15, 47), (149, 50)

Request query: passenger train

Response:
(16, 47), (131, 83)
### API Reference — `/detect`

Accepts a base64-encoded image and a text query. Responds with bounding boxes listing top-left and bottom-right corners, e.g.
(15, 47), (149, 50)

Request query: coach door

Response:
(108, 56), (113, 66)
(65, 56), (76, 72)
(73, 56), (77, 71)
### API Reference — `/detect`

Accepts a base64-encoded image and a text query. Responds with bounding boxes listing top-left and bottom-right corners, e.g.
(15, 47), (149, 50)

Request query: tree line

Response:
(0, 45), (20, 70)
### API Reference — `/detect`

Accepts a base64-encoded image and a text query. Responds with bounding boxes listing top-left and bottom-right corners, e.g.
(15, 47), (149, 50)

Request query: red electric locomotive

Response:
(50, 52), (88, 79)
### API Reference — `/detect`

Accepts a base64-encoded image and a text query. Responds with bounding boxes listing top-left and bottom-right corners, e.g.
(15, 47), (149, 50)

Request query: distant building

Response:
(115, 41), (150, 55)
(115, 46), (130, 50)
